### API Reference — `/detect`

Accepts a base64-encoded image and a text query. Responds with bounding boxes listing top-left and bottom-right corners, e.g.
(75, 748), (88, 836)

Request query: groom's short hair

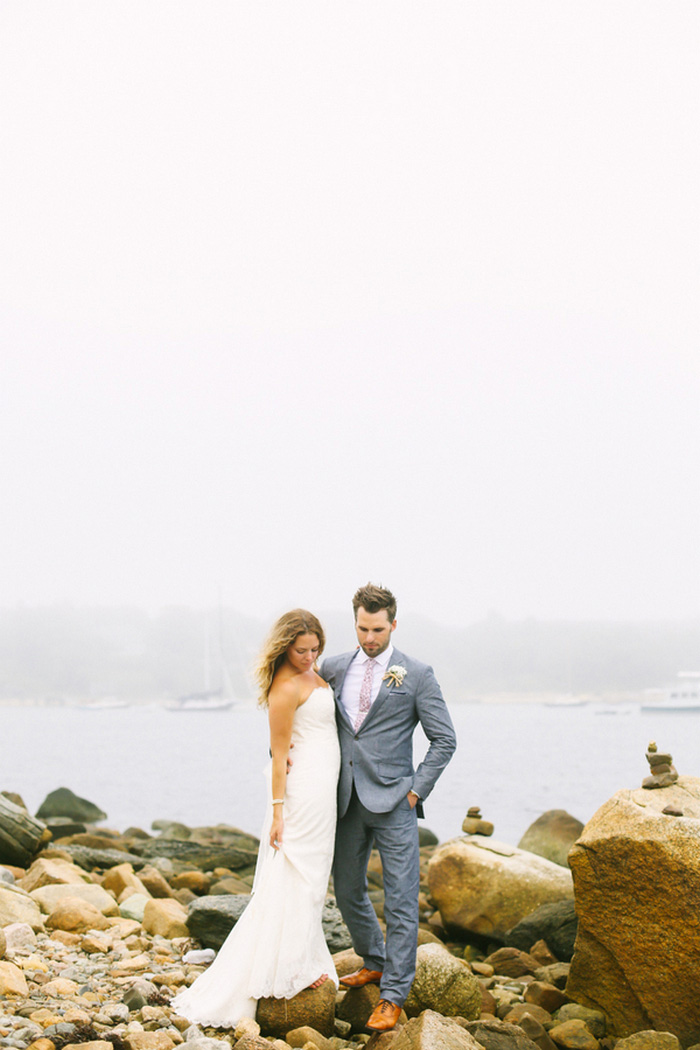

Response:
(352, 583), (397, 622)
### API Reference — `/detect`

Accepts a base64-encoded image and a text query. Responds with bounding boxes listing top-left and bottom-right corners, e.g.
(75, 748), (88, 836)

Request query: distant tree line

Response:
(0, 605), (698, 701)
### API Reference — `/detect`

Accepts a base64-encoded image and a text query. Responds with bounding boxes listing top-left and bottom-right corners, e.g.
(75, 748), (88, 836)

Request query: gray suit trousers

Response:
(333, 788), (420, 1004)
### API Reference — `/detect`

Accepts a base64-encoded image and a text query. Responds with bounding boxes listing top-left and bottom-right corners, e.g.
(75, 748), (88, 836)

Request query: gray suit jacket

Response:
(320, 647), (457, 818)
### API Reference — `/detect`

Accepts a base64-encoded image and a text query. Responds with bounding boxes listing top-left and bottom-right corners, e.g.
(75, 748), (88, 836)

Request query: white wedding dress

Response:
(172, 686), (340, 1027)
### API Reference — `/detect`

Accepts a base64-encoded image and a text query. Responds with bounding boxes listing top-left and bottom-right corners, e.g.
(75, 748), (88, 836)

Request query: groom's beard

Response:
(359, 640), (391, 658)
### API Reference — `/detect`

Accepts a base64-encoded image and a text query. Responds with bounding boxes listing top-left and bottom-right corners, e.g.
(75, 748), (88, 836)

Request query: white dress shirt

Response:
(340, 644), (394, 726)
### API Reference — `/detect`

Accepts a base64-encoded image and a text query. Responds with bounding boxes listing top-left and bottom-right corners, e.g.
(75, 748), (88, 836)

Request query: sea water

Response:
(1, 701), (697, 847)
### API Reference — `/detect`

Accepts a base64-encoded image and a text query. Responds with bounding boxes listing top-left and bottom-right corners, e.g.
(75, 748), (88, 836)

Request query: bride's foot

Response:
(308, 973), (328, 990)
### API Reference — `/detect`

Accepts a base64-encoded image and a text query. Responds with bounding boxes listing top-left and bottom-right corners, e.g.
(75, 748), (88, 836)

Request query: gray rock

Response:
(418, 827), (439, 847)
(181, 1025), (232, 1050)
(43, 1024), (78, 1039)
(505, 900), (577, 961)
(123, 979), (159, 1011)
(320, 897), (352, 952)
(57, 844), (147, 870)
(404, 943), (481, 1019)
(553, 1004), (605, 1038)
(185, 894), (251, 949)
(186, 893), (351, 953)
(43, 818), (88, 839)
(462, 1017), (542, 1050)
(36, 787), (107, 823)
(134, 838), (258, 871)
(0, 868), (14, 885)
(517, 811), (584, 869)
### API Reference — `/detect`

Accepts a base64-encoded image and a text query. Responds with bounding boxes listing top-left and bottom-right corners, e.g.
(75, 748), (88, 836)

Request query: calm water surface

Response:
(2, 701), (697, 846)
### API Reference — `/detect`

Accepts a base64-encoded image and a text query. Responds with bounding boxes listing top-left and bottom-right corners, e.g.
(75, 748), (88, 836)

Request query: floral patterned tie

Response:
(354, 658), (376, 731)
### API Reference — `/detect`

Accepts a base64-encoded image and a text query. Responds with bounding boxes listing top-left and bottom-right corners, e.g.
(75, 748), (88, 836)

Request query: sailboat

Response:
(165, 607), (239, 712)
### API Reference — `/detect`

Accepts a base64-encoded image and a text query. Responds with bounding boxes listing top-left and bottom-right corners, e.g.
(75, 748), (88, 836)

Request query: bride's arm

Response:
(267, 681), (297, 850)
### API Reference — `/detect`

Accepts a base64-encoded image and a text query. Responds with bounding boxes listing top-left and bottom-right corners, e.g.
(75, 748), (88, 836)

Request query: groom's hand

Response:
(286, 742), (294, 774)
(407, 790), (420, 809)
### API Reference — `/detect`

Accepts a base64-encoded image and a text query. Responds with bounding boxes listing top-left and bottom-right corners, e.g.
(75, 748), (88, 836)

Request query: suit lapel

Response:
(333, 650), (360, 729)
(359, 647), (406, 731)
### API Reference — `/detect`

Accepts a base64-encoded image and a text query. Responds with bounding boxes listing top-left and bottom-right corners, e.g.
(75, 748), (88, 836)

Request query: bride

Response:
(172, 609), (341, 1027)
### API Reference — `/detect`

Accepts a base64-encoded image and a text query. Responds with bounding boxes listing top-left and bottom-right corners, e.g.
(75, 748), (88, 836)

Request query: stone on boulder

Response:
(404, 943), (481, 1020)
(336, 983), (383, 1032)
(256, 976), (336, 1038)
(428, 837), (573, 942)
(566, 775), (700, 1045)
(517, 811), (584, 869)
(506, 900), (578, 962)
(394, 1010), (483, 1049)
(36, 787), (107, 823)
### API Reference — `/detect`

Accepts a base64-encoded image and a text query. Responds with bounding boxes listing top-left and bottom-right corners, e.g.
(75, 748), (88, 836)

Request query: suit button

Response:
(349, 761), (353, 766)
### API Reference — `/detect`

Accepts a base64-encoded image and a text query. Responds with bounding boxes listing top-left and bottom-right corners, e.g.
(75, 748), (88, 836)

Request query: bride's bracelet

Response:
(272, 798), (284, 806)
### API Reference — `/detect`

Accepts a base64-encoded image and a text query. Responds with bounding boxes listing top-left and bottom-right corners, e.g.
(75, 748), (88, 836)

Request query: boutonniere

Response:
(383, 665), (407, 688)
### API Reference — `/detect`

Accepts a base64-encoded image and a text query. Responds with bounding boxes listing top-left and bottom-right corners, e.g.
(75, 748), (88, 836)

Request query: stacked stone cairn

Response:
(642, 741), (679, 791)
(461, 807), (494, 837)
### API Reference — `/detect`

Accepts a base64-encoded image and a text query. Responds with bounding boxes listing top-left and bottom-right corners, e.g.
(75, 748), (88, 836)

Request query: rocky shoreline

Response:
(1, 769), (699, 1050)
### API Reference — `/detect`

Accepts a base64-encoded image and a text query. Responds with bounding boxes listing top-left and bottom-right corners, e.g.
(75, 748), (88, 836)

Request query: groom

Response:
(320, 583), (457, 1033)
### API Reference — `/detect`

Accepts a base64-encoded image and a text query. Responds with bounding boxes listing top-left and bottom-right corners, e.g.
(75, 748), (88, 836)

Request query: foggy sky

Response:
(1, 3), (698, 627)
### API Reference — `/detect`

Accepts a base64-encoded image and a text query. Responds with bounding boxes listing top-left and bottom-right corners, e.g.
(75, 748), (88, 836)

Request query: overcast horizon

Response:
(2, 3), (698, 630)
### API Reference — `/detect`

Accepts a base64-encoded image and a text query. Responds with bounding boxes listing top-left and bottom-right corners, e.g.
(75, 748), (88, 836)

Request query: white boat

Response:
(165, 604), (240, 712)
(641, 673), (700, 713)
(165, 691), (235, 712)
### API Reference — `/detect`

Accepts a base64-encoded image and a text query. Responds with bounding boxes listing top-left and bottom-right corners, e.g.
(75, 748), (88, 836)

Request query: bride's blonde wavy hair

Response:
(254, 608), (326, 706)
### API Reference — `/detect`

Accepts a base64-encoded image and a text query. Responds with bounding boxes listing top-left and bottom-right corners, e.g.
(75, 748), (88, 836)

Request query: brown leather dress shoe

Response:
(339, 967), (383, 988)
(366, 999), (402, 1032)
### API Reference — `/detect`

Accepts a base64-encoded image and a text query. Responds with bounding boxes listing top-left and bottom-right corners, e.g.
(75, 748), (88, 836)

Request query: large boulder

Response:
(506, 900), (578, 961)
(0, 884), (44, 931)
(133, 839), (257, 871)
(0, 960), (29, 996)
(142, 898), (188, 939)
(394, 1010), (484, 1049)
(462, 1018), (543, 1050)
(404, 943), (481, 1019)
(55, 845), (147, 870)
(186, 894), (351, 952)
(566, 775), (700, 1045)
(30, 883), (119, 916)
(517, 811), (584, 868)
(19, 858), (89, 893)
(256, 976), (336, 1038)
(428, 836), (574, 941)
(36, 788), (106, 823)
(44, 897), (111, 932)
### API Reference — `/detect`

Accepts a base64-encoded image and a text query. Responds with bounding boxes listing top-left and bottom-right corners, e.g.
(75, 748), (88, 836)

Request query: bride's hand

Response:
(270, 812), (284, 851)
